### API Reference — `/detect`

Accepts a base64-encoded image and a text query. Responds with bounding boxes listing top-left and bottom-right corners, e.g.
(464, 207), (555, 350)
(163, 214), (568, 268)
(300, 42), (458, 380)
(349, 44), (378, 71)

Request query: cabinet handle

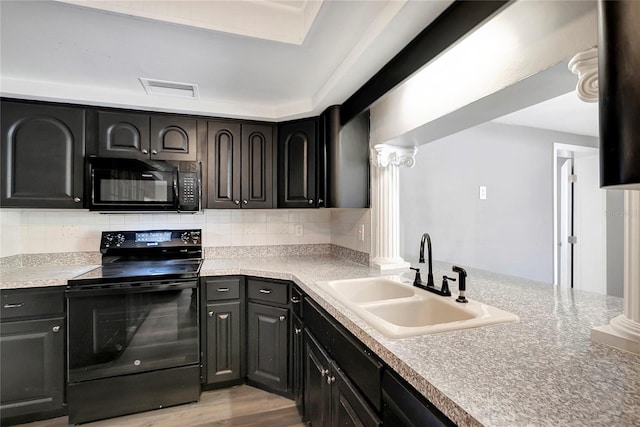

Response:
(73, 197), (82, 203)
(318, 198), (324, 204)
(327, 376), (336, 384)
(52, 325), (61, 333)
(151, 149), (158, 155)
(141, 149), (149, 154)
(290, 297), (300, 304)
(234, 200), (240, 205)
(279, 315), (286, 322)
(294, 328), (302, 335)
(308, 199), (314, 205)
(321, 368), (329, 377)
(242, 200), (248, 205)
(217, 288), (229, 292)
(3, 302), (24, 309)
(259, 289), (272, 294)
(208, 311), (214, 317)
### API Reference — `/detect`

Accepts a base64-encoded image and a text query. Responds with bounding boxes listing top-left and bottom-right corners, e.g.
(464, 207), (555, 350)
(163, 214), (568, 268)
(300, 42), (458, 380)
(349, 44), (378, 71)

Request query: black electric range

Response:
(69, 229), (203, 286)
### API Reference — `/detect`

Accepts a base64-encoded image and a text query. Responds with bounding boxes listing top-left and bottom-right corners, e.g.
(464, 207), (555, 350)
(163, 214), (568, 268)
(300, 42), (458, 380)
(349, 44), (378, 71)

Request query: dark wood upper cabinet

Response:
(206, 121), (273, 209)
(241, 124), (273, 209)
(277, 119), (318, 208)
(207, 121), (242, 208)
(150, 116), (197, 161)
(1, 101), (85, 208)
(98, 111), (196, 161)
(98, 111), (150, 160)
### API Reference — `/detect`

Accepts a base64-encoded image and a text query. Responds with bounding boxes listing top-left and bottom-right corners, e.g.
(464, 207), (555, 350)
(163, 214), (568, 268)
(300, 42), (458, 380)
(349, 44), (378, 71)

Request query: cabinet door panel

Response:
(206, 302), (241, 384)
(207, 121), (241, 208)
(1, 102), (84, 208)
(331, 364), (381, 427)
(0, 317), (65, 419)
(247, 303), (288, 392)
(241, 124), (273, 208)
(278, 120), (316, 208)
(304, 330), (331, 427)
(151, 116), (197, 161)
(292, 315), (304, 417)
(98, 111), (150, 160)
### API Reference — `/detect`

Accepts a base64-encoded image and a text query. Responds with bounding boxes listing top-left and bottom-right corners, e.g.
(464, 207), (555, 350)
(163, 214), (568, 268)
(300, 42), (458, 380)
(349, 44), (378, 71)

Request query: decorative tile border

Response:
(330, 244), (369, 266)
(204, 244), (332, 259)
(21, 252), (101, 267)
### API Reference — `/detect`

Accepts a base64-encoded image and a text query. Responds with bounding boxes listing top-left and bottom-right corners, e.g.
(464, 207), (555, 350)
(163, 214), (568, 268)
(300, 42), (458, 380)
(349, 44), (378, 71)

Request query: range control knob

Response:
(114, 234), (125, 247)
(181, 232), (191, 244)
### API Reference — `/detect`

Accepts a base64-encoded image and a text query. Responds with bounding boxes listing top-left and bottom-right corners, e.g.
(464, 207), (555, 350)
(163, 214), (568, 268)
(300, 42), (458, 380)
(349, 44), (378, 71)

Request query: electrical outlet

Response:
(295, 224), (303, 236)
(479, 185), (487, 200)
(358, 224), (365, 242)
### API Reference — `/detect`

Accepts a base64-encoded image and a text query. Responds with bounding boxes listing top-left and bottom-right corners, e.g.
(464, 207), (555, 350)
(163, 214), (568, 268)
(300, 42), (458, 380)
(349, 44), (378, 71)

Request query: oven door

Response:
(66, 280), (199, 383)
(89, 158), (178, 211)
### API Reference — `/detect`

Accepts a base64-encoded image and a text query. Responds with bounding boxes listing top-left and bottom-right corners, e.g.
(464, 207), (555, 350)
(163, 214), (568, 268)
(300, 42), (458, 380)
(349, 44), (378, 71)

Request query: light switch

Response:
(479, 186), (487, 200)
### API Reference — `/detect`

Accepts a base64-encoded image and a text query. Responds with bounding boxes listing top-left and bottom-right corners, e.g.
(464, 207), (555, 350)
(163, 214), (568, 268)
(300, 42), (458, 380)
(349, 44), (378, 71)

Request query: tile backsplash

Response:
(0, 208), (371, 258)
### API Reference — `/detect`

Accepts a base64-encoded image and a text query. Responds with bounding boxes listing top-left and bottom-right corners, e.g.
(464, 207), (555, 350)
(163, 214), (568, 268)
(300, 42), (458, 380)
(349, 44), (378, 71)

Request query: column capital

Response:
(372, 144), (417, 168)
(568, 47), (598, 103)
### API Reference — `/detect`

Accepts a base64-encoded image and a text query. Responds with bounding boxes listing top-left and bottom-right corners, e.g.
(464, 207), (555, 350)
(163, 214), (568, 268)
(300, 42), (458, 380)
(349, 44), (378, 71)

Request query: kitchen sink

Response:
(320, 276), (415, 303)
(316, 276), (519, 338)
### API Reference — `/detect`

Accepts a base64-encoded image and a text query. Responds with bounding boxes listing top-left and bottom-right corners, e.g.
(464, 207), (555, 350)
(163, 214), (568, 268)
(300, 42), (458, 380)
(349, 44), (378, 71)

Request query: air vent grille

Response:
(139, 78), (199, 99)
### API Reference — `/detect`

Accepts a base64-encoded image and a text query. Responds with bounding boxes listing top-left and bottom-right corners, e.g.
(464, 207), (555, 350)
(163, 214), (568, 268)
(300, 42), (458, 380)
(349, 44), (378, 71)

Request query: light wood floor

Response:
(15, 385), (305, 427)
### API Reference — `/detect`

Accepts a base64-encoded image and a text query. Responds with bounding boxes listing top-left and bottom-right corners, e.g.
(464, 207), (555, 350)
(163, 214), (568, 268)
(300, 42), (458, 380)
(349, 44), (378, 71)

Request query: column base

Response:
(370, 257), (411, 271)
(591, 315), (640, 355)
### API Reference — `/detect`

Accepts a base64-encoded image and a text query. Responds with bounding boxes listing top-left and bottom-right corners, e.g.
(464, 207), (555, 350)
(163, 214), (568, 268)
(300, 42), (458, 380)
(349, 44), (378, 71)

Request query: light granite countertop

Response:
(0, 264), (100, 289)
(1, 255), (639, 426)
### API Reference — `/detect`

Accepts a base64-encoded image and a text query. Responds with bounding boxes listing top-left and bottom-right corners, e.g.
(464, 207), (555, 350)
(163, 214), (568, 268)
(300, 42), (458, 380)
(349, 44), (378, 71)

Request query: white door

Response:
(573, 153), (606, 294)
(558, 158), (572, 288)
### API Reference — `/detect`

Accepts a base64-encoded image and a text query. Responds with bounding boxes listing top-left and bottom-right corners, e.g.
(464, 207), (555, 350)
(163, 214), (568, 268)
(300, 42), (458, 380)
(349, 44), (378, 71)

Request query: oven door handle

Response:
(65, 281), (197, 297)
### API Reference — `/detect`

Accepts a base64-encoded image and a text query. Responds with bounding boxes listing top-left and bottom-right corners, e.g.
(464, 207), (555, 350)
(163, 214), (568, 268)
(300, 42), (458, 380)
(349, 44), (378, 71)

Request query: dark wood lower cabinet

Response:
(0, 287), (66, 425)
(292, 314), (304, 417)
(247, 302), (288, 392)
(205, 301), (241, 384)
(304, 330), (381, 427)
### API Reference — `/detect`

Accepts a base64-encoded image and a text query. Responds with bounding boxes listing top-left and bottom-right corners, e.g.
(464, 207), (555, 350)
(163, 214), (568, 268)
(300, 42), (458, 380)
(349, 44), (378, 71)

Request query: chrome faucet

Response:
(418, 233), (435, 288)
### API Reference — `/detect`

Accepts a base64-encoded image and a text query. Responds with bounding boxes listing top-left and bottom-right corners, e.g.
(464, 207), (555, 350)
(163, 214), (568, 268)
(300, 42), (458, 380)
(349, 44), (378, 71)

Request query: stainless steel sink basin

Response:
(316, 276), (519, 338)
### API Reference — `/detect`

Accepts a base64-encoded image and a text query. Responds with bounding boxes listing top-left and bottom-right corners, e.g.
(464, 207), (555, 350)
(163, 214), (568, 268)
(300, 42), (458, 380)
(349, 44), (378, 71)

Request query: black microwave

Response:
(88, 158), (201, 212)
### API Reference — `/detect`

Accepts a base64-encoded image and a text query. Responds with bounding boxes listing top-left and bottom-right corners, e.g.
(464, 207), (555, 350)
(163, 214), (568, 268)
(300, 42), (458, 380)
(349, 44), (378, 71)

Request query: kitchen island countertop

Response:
(2, 255), (639, 426)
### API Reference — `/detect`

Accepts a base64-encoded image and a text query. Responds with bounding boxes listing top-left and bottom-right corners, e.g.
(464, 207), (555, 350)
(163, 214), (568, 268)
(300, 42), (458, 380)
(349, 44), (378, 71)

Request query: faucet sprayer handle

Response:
(452, 266), (468, 303)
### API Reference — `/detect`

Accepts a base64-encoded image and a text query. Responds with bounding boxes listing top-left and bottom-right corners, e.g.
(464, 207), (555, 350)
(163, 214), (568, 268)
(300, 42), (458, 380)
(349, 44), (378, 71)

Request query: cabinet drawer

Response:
(0, 288), (64, 320)
(247, 278), (288, 305)
(205, 278), (241, 301)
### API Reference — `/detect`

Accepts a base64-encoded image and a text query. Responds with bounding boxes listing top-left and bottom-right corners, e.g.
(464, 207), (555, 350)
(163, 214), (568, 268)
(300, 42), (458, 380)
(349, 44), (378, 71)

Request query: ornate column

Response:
(592, 191), (640, 353)
(570, 45), (640, 354)
(370, 144), (417, 270)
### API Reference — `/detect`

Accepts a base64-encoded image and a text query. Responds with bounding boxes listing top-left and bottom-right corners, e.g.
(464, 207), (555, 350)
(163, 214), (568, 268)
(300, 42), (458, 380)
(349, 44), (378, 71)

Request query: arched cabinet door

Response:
(1, 101), (85, 208)
(241, 124), (273, 209)
(207, 121), (241, 209)
(97, 111), (150, 160)
(277, 119), (317, 208)
(150, 116), (197, 161)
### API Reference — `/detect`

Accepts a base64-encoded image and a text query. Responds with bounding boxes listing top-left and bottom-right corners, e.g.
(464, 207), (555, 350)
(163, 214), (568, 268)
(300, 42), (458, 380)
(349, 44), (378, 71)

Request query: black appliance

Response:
(66, 229), (203, 424)
(88, 157), (201, 212)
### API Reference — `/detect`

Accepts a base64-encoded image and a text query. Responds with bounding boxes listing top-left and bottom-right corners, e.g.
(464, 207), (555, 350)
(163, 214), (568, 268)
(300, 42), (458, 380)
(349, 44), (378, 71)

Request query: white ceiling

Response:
(0, 0), (452, 121)
(492, 90), (599, 138)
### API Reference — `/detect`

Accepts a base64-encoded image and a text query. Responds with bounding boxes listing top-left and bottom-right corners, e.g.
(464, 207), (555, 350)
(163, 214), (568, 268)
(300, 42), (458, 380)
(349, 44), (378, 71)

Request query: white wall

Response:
(0, 208), (371, 257)
(399, 122), (598, 284)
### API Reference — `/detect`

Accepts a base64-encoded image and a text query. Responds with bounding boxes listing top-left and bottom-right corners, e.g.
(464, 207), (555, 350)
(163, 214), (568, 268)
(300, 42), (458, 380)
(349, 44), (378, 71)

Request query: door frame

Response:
(552, 143), (599, 287)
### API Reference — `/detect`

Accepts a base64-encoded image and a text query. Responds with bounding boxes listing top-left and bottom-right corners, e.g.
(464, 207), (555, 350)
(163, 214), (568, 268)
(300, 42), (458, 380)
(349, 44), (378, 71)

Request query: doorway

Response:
(553, 143), (606, 294)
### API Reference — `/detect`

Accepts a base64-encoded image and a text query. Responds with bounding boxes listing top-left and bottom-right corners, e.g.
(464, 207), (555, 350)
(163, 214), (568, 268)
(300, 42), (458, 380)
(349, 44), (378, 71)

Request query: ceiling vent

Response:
(139, 78), (199, 99)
